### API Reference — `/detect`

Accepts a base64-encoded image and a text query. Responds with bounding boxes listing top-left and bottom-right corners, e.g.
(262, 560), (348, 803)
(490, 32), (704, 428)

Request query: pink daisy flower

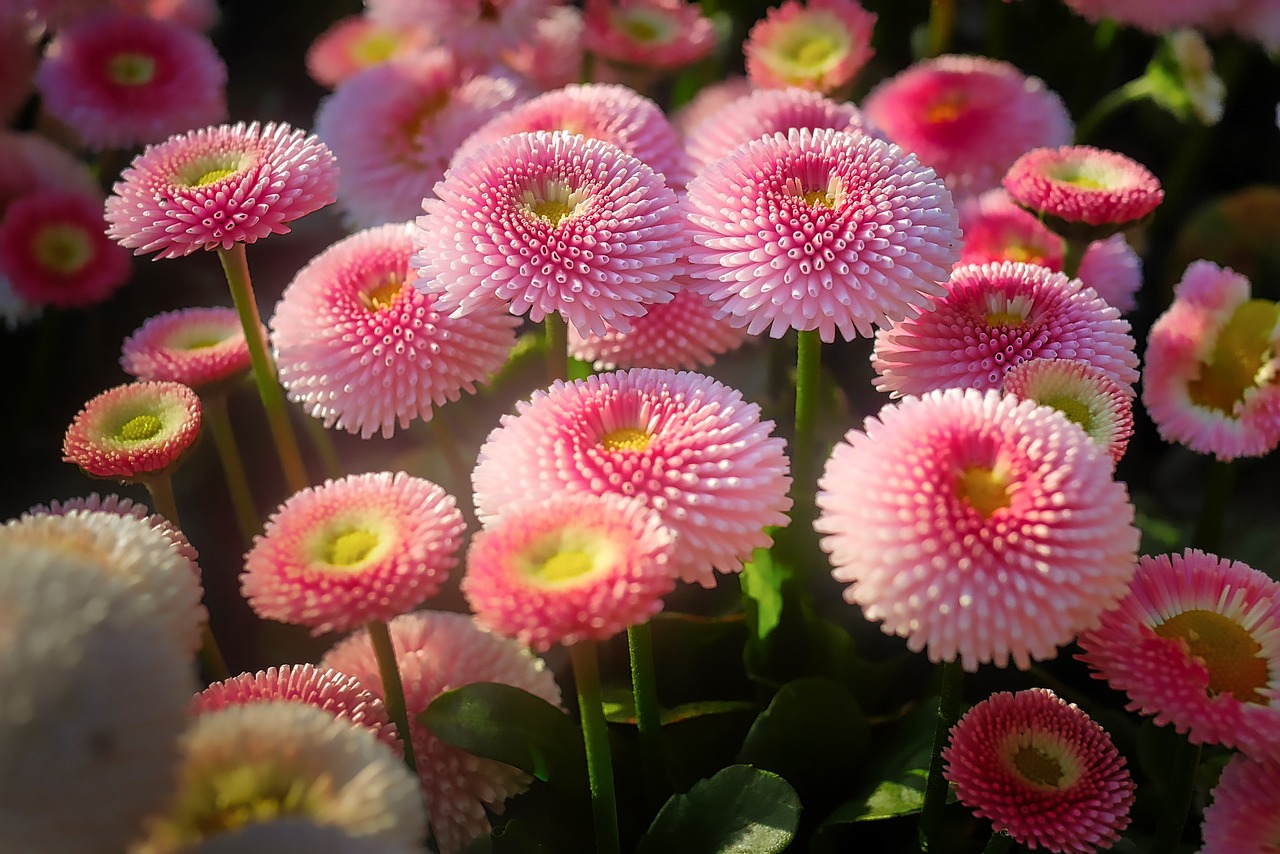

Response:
(63, 380), (202, 481)
(192, 664), (400, 753)
(1062, 0), (1242, 33)
(1003, 145), (1164, 240)
(0, 190), (130, 309)
(321, 611), (563, 854)
(863, 55), (1072, 203)
(684, 127), (961, 342)
(871, 261), (1140, 398)
(1078, 549), (1280, 760)
(683, 86), (880, 173)
(670, 75), (754, 139)
(1141, 260), (1280, 461)
(305, 15), (426, 89)
(943, 689), (1134, 853)
(139, 0), (221, 31)
(120, 306), (254, 392)
(463, 493), (676, 651)
(414, 130), (686, 338)
(315, 53), (524, 229)
(472, 368), (792, 587)
(452, 83), (691, 189)
(270, 222), (518, 439)
(0, 16), (37, 126)
(104, 121), (338, 259)
(35, 11), (227, 151)
(1200, 753), (1280, 853)
(498, 5), (584, 93)
(241, 471), (465, 636)
(1002, 358), (1135, 464)
(0, 130), (98, 215)
(743, 0), (877, 95)
(815, 388), (1140, 671)
(365, 0), (552, 60)
(582, 0), (718, 70)
(24, 491), (199, 568)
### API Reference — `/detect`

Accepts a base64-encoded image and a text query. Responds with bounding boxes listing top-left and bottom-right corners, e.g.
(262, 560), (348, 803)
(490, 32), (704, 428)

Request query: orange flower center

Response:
(117, 414), (163, 442)
(360, 278), (403, 312)
(1187, 298), (1279, 415)
(956, 466), (1010, 517)
(34, 224), (91, 275)
(1153, 609), (1270, 703)
(107, 51), (157, 86)
(924, 92), (967, 124)
(601, 427), (650, 452)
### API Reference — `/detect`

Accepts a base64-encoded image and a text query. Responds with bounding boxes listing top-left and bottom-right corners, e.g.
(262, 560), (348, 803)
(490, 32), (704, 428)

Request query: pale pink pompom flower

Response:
(365, 0), (552, 60)
(121, 306), (254, 392)
(743, 0), (877, 95)
(1199, 753), (1280, 853)
(499, 5), (584, 93)
(1002, 358), (1135, 464)
(582, 0), (718, 70)
(305, 14), (428, 88)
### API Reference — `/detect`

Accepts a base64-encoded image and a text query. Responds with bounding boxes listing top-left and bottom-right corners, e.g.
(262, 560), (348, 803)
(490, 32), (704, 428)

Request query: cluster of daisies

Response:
(5, 0), (1280, 852)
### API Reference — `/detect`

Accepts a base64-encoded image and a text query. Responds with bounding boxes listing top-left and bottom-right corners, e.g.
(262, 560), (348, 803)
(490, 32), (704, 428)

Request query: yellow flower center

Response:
(34, 225), (91, 275)
(791, 34), (839, 68)
(956, 466), (1010, 517)
(1040, 395), (1094, 431)
(536, 550), (595, 583)
(1187, 298), (1279, 415)
(351, 31), (398, 65)
(785, 175), (846, 210)
(983, 294), (1032, 329)
(601, 427), (651, 453)
(107, 52), (156, 86)
(184, 766), (329, 839)
(616, 9), (673, 43)
(1046, 162), (1111, 191)
(322, 529), (380, 567)
(1011, 744), (1066, 789)
(117, 414), (163, 442)
(1002, 243), (1048, 266)
(360, 278), (403, 312)
(1153, 609), (1270, 703)
(521, 181), (585, 226)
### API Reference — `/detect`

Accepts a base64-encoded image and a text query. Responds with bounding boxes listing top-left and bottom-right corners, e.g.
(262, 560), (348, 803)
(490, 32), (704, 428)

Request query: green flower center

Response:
(601, 427), (651, 453)
(791, 35), (838, 68)
(360, 278), (403, 312)
(617, 10), (672, 43)
(1040, 394), (1094, 431)
(117, 414), (163, 442)
(322, 529), (380, 567)
(1153, 609), (1269, 703)
(1011, 744), (1066, 789)
(107, 52), (156, 86)
(1046, 161), (1112, 191)
(34, 225), (92, 275)
(956, 466), (1010, 517)
(1187, 298), (1279, 415)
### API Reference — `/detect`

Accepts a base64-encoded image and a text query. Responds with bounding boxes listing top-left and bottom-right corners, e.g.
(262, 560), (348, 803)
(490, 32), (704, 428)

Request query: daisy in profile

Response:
(472, 369), (792, 587)
(1078, 549), (1280, 760)
(743, 0), (877, 95)
(582, 0), (717, 72)
(63, 380), (202, 483)
(322, 611), (564, 854)
(241, 471), (465, 636)
(863, 55), (1072, 203)
(121, 306), (253, 392)
(415, 131), (686, 338)
(1002, 358), (1135, 464)
(271, 223), (518, 439)
(815, 388), (1139, 671)
(943, 689), (1134, 853)
(305, 14), (426, 88)
(684, 127), (961, 342)
(1200, 753), (1280, 853)
(871, 261), (1139, 398)
(1142, 260), (1280, 461)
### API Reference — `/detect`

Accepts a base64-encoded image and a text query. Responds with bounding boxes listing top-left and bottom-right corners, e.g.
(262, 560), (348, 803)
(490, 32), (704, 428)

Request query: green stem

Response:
(143, 473), (181, 527)
(367, 620), (419, 775)
(1074, 78), (1153, 144)
(570, 642), (621, 854)
(791, 330), (823, 527)
(1191, 459), (1235, 553)
(303, 416), (343, 480)
(199, 623), (232, 683)
(1060, 238), (1090, 280)
(627, 622), (665, 809)
(919, 660), (965, 851)
(984, 830), (1015, 854)
(428, 416), (472, 498)
(545, 313), (569, 384)
(217, 244), (309, 494)
(924, 0), (955, 58)
(202, 392), (260, 546)
(1149, 736), (1202, 854)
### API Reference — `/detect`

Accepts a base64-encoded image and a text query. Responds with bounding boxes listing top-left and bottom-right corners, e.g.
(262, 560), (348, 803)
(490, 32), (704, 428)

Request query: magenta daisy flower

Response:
(943, 689), (1134, 853)
(582, 0), (717, 70)
(305, 15), (425, 89)
(0, 16), (37, 126)
(63, 380), (202, 481)
(1003, 145), (1164, 240)
(1078, 549), (1280, 760)
(498, 5), (584, 93)
(743, 0), (877, 95)
(1141, 260), (1280, 461)
(863, 55), (1072, 203)
(1002, 358), (1135, 464)
(315, 53), (524, 229)
(120, 306), (254, 392)
(104, 121), (338, 259)
(321, 610), (563, 854)
(1062, 0), (1241, 33)
(472, 369), (792, 587)
(35, 11), (227, 151)
(414, 130), (686, 338)
(0, 189), (130, 309)
(192, 664), (400, 752)
(241, 471), (465, 636)
(463, 493), (676, 651)
(1200, 753), (1280, 853)
(271, 222), (518, 439)
(0, 130), (98, 215)
(871, 261), (1139, 398)
(815, 388), (1140, 671)
(685, 127), (960, 342)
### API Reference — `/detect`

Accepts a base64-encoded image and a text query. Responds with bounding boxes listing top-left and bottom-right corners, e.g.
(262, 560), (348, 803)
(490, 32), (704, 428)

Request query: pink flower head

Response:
(1003, 145), (1164, 240)
(192, 664), (400, 753)
(943, 688), (1134, 853)
(63, 380), (202, 481)
(453, 83), (691, 189)
(0, 190), (130, 309)
(0, 130), (98, 216)
(684, 127), (961, 342)
(139, 0), (220, 31)
(670, 75), (754, 139)
(1078, 549), (1280, 760)
(271, 223), (517, 439)
(1200, 753), (1280, 853)
(582, 0), (718, 70)
(241, 471), (465, 636)
(306, 15), (427, 89)
(684, 86), (880, 173)
(365, 0), (552, 60)
(871, 261), (1140, 398)
(463, 493), (676, 651)
(35, 11), (227, 151)
(863, 55), (1072, 203)
(568, 284), (751, 371)
(316, 53), (524, 229)
(120, 306), (254, 391)
(321, 611), (563, 854)
(472, 369), (792, 587)
(1002, 358), (1135, 464)
(105, 122), (338, 259)
(0, 16), (37, 126)
(815, 388), (1139, 671)
(743, 0), (876, 95)
(24, 491), (199, 568)
(1062, 0), (1242, 33)
(1141, 260), (1280, 461)
(414, 130), (686, 338)
(498, 5), (584, 93)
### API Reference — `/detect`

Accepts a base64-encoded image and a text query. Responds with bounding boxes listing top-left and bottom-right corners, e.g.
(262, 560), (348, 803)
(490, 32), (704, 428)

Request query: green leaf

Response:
(740, 546), (793, 642)
(637, 765), (801, 854)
